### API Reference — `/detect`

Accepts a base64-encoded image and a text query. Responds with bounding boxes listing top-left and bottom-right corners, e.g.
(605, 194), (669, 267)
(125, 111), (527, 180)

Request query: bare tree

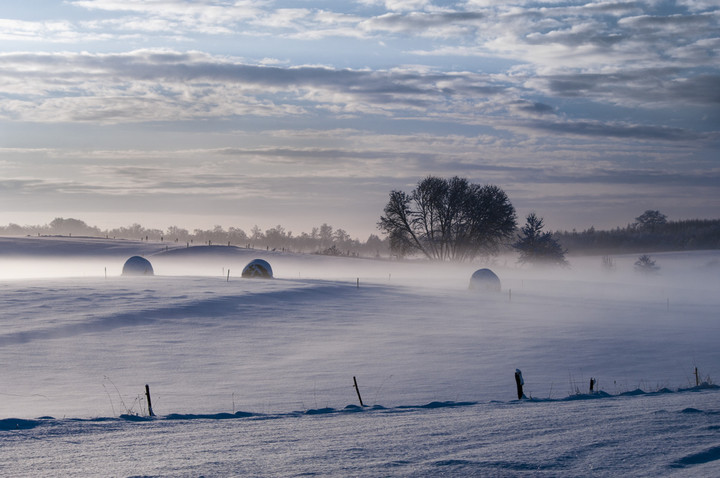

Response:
(378, 176), (516, 261)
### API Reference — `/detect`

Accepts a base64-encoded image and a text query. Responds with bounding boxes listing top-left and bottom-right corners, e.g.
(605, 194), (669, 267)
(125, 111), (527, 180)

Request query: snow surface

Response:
(1, 236), (720, 476)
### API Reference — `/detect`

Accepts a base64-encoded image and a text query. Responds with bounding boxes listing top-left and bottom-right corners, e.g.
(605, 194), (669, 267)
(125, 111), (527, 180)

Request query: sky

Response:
(0, 0), (718, 239)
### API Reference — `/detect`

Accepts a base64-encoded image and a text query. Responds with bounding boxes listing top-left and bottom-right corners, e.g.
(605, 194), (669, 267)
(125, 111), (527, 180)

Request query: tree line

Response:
(2, 193), (717, 263)
(554, 211), (720, 255)
(377, 178), (719, 262)
(0, 218), (389, 258)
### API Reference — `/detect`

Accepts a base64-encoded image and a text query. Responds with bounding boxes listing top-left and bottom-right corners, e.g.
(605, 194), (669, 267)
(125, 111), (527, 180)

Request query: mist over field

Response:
(1, 236), (719, 475)
(1, 0), (718, 473)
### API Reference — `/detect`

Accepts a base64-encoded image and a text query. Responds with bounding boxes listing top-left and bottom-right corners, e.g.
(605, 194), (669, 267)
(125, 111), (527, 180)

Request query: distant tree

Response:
(1, 223), (26, 235)
(363, 234), (386, 257)
(110, 223), (146, 239)
(227, 227), (248, 244)
(319, 245), (342, 256)
(265, 225), (291, 249)
(166, 226), (190, 242)
(378, 176), (516, 261)
(333, 228), (350, 245)
(319, 223), (333, 248)
(513, 212), (568, 267)
(634, 254), (660, 274)
(49, 217), (101, 236)
(635, 210), (667, 232)
(250, 225), (264, 242)
(601, 255), (616, 272)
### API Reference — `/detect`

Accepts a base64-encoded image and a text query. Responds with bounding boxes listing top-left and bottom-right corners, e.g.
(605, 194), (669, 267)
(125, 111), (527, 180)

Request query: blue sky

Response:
(0, 0), (718, 238)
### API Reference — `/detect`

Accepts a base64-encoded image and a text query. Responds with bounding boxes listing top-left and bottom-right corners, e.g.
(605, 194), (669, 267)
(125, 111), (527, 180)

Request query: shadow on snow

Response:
(3, 383), (718, 432)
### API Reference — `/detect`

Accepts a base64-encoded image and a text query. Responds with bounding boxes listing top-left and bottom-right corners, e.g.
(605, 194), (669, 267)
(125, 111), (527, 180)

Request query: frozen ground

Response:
(1, 236), (719, 476)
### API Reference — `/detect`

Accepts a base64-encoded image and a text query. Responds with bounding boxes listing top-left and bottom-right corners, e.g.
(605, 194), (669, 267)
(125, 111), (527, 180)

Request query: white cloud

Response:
(675, 0), (719, 12)
(254, 8), (312, 29)
(70, 0), (262, 18)
(0, 18), (79, 42)
(0, 0), (717, 234)
(356, 0), (434, 12)
(0, 46), (713, 147)
(0, 0), (712, 82)
(0, 49), (520, 124)
(69, 0), (263, 35)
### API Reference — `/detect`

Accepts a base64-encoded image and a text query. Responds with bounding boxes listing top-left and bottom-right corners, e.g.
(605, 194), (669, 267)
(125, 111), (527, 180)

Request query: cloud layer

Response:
(0, 0), (717, 234)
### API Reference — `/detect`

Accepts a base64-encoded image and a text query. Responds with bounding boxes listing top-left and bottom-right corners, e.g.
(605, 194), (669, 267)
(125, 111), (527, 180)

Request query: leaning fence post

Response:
(145, 384), (155, 417)
(695, 367), (700, 387)
(353, 376), (365, 407)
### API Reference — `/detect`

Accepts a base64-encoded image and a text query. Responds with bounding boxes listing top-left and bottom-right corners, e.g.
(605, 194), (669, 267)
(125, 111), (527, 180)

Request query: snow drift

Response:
(1, 236), (719, 476)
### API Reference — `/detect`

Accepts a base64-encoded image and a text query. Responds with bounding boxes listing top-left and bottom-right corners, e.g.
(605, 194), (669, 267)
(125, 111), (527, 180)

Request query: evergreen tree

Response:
(634, 254), (660, 274)
(513, 212), (568, 266)
(635, 210), (667, 232)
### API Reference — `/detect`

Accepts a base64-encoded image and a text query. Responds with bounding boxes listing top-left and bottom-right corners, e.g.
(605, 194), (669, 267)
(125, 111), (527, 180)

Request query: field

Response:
(1, 236), (719, 476)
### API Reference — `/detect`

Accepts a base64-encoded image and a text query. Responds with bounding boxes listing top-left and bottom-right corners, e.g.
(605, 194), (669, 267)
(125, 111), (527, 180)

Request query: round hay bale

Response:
(469, 268), (500, 292)
(122, 256), (154, 276)
(242, 259), (273, 279)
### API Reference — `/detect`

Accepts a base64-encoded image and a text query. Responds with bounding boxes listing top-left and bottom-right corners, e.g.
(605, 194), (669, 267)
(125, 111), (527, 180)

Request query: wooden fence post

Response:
(353, 376), (365, 407)
(145, 384), (155, 417)
(514, 369), (524, 400)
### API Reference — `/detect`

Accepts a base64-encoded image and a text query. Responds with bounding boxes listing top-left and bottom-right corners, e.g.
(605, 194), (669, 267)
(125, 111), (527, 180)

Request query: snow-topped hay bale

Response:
(242, 259), (273, 279)
(122, 256), (154, 276)
(469, 268), (501, 292)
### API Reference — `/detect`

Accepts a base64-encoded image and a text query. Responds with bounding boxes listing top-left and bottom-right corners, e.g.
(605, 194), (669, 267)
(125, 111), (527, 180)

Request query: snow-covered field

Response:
(1, 236), (720, 476)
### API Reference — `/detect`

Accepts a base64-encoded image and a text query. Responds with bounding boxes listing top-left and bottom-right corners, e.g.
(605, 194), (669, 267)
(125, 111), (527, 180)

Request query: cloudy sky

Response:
(0, 0), (718, 238)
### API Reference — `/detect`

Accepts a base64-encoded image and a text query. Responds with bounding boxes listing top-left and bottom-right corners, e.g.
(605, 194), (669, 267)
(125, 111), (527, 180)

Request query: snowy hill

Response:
(1, 236), (719, 476)
(0, 235), (173, 257)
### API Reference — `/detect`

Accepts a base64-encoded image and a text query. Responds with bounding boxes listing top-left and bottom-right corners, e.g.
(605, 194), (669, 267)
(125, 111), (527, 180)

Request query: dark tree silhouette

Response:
(634, 254), (660, 274)
(513, 212), (568, 266)
(378, 176), (516, 261)
(553, 218), (720, 255)
(635, 210), (667, 232)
